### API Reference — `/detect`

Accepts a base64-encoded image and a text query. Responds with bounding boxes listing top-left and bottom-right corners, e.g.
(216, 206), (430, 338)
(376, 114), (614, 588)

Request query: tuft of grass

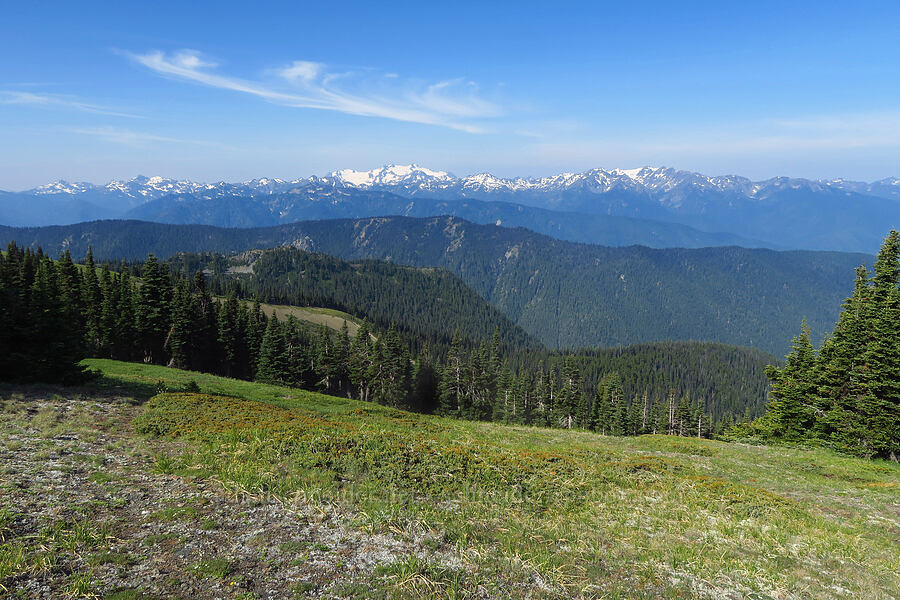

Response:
(87, 551), (136, 567)
(374, 555), (470, 598)
(0, 543), (29, 588)
(290, 581), (318, 596)
(278, 541), (307, 554)
(88, 470), (118, 485)
(65, 571), (96, 598)
(191, 557), (232, 580)
(102, 590), (146, 600)
(151, 453), (178, 475)
(142, 533), (178, 546)
(42, 518), (111, 552)
(0, 507), (16, 542)
(148, 505), (199, 522)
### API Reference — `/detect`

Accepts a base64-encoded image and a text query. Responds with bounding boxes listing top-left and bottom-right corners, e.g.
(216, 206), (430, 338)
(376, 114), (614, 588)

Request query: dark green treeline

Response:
(1, 242), (756, 436)
(753, 230), (900, 460)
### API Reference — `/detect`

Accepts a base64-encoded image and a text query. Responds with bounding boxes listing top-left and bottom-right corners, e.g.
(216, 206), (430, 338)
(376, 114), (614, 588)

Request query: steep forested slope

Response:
(169, 248), (540, 351)
(0, 217), (868, 354)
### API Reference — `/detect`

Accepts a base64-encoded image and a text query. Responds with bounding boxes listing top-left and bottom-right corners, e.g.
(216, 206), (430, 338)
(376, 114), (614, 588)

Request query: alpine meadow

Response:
(1, 3), (898, 599)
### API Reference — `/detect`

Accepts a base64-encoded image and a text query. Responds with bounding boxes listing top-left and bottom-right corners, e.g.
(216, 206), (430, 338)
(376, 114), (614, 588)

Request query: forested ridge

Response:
(172, 247), (776, 424)
(0, 217), (868, 355)
(0, 242), (771, 435)
(167, 247), (540, 353)
(124, 188), (764, 249)
(749, 231), (900, 460)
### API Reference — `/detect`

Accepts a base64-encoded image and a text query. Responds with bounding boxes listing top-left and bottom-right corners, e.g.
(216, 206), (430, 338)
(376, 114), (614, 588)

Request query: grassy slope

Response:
(239, 299), (362, 337)
(86, 359), (900, 599)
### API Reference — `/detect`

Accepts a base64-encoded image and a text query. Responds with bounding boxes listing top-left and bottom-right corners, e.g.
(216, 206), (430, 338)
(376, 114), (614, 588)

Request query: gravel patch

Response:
(0, 390), (462, 599)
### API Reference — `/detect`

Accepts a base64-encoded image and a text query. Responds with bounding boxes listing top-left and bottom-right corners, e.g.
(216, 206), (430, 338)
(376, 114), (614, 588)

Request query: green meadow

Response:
(70, 359), (900, 599)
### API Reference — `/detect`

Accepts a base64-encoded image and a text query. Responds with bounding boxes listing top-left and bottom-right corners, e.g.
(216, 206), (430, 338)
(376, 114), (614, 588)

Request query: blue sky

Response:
(2, 0), (900, 189)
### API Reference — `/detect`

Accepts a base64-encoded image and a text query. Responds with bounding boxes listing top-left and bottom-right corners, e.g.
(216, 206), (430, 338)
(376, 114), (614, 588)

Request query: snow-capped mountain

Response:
(13, 165), (900, 206)
(325, 164), (455, 189)
(4, 165), (900, 253)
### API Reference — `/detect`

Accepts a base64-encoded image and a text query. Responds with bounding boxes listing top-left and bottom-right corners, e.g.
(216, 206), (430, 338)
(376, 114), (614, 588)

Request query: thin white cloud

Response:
(67, 126), (220, 147)
(0, 91), (141, 118)
(127, 49), (500, 132)
(277, 60), (323, 83)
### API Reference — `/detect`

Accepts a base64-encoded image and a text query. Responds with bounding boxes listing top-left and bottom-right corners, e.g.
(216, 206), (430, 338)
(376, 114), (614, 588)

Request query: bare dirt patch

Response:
(0, 389), (461, 599)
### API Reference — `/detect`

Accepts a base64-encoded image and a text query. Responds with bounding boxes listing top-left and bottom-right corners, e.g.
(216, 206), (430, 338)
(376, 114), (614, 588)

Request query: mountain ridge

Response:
(5, 165), (900, 252)
(9, 164), (900, 199)
(0, 216), (869, 355)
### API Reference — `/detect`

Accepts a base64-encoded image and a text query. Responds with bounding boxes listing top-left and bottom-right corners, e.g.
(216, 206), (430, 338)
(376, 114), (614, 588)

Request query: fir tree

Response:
(217, 293), (240, 376)
(438, 329), (465, 417)
(136, 254), (171, 364)
(349, 319), (375, 402)
(333, 320), (352, 396)
(81, 247), (102, 354)
(167, 279), (196, 369)
(764, 322), (817, 440)
(97, 263), (119, 355)
(556, 356), (584, 428)
(112, 272), (138, 361)
(256, 316), (289, 385)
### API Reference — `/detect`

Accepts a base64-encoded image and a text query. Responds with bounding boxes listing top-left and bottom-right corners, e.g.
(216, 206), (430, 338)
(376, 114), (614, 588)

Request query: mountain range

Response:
(0, 216), (868, 355)
(4, 165), (900, 252)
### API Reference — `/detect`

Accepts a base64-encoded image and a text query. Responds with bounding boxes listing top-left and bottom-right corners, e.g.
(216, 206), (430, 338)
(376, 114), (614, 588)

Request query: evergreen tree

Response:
(279, 315), (307, 387)
(217, 293), (240, 376)
(167, 279), (196, 369)
(191, 272), (219, 374)
(136, 254), (171, 364)
(846, 231), (900, 458)
(97, 263), (119, 356)
(332, 320), (352, 396)
(373, 326), (409, 407)
(349, 319), (375, 402)
(676, 393), (693, 437)
(694, 396), (708, 439)
(764, 321), (817, 440)
(438, 329), (465, 417)
(313, 325), (333, 392)
(556, 356), (584, 428)
(590, 373), (613, 433)
(410, 346), (439, 413)
(543, 366), (558, 427)
(493, 368), (515, 423)
(112, 272), (138, 361)
(256, 316), (289, 385)
(81, 247), (102, 354)
(758, 230), (900, 460)
(23, 259), (89, 383)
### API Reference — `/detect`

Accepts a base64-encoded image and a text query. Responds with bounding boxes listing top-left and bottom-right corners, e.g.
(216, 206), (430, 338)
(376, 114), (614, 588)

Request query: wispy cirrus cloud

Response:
(0, 91), (141, 118)
(126, 49), (501, 132)
(67, 126), (224, 148)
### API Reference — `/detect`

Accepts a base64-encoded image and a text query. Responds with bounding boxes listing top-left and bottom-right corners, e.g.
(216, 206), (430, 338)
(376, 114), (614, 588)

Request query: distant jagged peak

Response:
(329, 164), (455, 188)
(31, 180), (95, 195)
(17, 165), (900, 202)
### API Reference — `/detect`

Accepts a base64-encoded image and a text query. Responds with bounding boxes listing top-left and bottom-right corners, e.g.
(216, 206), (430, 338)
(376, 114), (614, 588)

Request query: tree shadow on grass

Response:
(83, 373), (161, 403)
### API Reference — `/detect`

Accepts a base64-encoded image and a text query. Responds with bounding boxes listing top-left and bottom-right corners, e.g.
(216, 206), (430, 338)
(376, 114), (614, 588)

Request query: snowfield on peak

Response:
(14, 165), (900, 204)
(330, 164), (454, 188)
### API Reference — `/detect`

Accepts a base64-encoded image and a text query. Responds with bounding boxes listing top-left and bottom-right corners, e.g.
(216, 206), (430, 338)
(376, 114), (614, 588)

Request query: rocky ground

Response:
(0, 388), (462, 599)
